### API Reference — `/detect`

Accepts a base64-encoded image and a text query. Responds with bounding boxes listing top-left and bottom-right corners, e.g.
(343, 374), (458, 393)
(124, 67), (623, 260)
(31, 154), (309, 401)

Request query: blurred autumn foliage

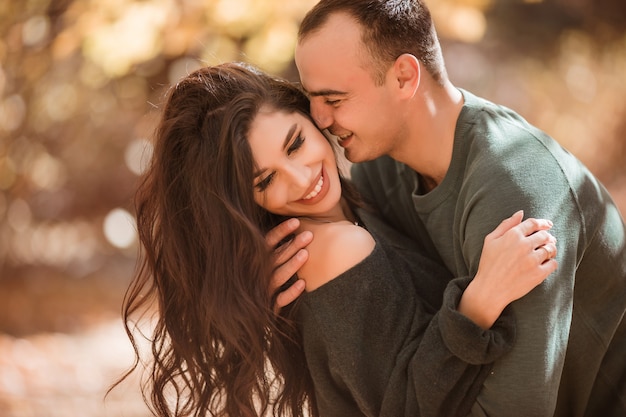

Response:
(0, 0), (625, 416)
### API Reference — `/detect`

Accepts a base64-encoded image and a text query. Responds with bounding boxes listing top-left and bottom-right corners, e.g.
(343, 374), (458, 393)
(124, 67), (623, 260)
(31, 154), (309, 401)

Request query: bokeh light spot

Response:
(43, 84), (78, 122)
(83, 1), (174, 77)
(30, 221), (97, 267)
(566, 64), (597, 103)
(210, 0), (269, 38)
(7, 199), (32, 232)
(0, 94), (26, 131)
(30, 151), (67, 191)
(0, 192), (6, 219)
(0, 65), (6, 96)
(243, 20), (299, 73)
(103, 208), (136, 249)
(124, 138), (153, 176)
(167, 57), (203, 85)
(429, 3), (486, 43)
(199, 37), (239, 67)
(22, 15), (50, 47)
(0, 157), (17, 190)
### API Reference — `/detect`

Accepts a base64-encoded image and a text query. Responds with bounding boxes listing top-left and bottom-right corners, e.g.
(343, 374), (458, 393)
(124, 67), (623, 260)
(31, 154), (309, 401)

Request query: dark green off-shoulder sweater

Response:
(297, 211), (516, 417)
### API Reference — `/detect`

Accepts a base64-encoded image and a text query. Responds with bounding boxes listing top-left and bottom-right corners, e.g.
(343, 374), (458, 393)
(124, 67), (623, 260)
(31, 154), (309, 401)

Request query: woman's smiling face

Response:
(248, 107), (342, 218)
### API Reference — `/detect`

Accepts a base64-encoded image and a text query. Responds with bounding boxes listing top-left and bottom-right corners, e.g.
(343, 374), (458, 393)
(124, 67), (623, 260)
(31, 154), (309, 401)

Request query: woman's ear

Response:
(393, 54), (420, 99)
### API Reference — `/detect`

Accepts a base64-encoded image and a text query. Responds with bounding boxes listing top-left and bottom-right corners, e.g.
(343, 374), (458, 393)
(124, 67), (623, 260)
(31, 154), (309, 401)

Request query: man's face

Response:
(295, 12), (403, 163)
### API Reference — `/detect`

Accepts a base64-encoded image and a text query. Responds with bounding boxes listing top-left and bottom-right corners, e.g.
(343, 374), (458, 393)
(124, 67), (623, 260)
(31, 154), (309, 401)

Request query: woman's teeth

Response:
(303, 175), (324, 200)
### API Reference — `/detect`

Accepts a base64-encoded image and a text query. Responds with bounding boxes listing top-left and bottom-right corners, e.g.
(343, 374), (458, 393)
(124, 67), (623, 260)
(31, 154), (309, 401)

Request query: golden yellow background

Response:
(1, 0), (625, 415)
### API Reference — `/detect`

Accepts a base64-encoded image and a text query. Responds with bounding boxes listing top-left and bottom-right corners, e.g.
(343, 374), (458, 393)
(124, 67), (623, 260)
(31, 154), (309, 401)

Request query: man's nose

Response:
(311, 101), (332, 130)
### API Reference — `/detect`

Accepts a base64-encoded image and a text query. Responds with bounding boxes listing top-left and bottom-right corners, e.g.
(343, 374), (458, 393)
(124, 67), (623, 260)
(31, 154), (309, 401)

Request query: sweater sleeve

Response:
(410, 276), (515, 417)
(298, 242), (516, 417)
(451, 109), (584, 416)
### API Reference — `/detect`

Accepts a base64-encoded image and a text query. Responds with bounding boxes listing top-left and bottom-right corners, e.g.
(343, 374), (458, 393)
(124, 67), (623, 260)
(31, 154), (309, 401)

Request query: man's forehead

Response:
(298, 13), (361, 54)
(295, 16), (363, 94)
(297, 61), (351, 97)
(299, 11), (361, 44)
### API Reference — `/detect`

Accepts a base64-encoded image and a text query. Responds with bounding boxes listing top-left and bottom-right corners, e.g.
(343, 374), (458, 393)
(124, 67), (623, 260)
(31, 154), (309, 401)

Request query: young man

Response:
(270, 0), (626, 416)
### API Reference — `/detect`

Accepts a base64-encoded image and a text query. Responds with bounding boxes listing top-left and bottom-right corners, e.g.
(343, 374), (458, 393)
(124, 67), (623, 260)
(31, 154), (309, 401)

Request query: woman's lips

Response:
(296, 167), (330, 205)
(303, 175), (324, 200)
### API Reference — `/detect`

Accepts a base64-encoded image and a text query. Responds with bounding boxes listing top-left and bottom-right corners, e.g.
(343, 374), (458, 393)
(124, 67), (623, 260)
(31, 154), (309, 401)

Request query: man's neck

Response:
(390, 79), (463, 191)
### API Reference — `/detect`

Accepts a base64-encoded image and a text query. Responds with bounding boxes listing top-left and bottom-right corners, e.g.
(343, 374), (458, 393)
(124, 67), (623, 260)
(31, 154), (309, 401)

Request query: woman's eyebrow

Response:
(282, 123), (298, 150)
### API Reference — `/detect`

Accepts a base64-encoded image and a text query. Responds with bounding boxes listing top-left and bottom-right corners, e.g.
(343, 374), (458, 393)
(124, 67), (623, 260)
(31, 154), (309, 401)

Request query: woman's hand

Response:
(266, 218), (311, 312)
(459, 210), (558, 329)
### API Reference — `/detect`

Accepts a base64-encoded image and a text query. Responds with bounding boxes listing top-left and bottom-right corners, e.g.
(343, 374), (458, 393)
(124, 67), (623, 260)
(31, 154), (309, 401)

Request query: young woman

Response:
(118, 62), (557, 417)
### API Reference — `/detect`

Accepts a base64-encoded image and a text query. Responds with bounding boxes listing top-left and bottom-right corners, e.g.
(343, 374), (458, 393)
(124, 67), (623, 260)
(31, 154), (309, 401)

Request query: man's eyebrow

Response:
(306, 89), (348, 97)
(253, 123), (298, 178)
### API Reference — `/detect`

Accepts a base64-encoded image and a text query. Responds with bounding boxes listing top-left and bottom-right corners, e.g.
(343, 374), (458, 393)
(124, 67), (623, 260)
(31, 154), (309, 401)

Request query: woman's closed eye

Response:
(287, 134), (305, 155)
(255, 133), (304, 192)
(255, 173), (275, 192)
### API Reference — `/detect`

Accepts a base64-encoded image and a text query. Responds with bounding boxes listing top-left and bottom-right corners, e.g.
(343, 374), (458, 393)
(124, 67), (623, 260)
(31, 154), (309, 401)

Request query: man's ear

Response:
(393, 54), (420, 99)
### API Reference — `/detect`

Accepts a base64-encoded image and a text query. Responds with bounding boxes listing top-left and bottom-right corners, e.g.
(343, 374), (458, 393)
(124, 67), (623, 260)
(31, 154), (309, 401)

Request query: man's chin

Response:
(343, 149), (368, 164)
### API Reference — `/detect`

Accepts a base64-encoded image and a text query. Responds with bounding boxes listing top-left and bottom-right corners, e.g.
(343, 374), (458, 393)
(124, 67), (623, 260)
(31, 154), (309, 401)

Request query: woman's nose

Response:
(285, 163), (310, 190)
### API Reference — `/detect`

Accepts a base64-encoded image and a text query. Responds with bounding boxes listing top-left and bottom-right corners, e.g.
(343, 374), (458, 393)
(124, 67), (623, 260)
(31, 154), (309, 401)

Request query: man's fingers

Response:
(271, 248), (309, 293)
(274, 230), (313, 267)
(266, 219), (312, 313)
(265, 218), (300, 248)
(271, 248), (308, 312)
(275, 278), (306, 310)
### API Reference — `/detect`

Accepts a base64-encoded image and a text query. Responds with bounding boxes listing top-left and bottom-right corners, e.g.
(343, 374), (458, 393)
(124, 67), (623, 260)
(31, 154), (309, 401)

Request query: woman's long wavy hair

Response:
(116, 63), (360, 417)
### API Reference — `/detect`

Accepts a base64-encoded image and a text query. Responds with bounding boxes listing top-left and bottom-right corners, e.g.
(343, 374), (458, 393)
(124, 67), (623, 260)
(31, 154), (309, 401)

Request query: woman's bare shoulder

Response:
(298, 221), (376, 292)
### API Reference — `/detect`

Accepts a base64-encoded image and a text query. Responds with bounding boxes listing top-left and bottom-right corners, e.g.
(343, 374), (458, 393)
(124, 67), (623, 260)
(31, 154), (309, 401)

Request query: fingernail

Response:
(288, 218), (299, 228)
(297, 249), (308, 260)
(302, 230), (313, 241)
(294, 279), (306, 291)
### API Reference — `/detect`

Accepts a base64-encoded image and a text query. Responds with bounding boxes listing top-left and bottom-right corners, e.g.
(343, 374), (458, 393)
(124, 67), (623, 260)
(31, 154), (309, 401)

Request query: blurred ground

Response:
(0, 319), (148, 417)
(0, 0), (625, 416)
(0, 257), (149, 417)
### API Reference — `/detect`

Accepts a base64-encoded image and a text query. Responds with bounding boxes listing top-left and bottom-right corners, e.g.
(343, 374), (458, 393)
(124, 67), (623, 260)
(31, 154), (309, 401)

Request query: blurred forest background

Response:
(1, 0), (625, 416)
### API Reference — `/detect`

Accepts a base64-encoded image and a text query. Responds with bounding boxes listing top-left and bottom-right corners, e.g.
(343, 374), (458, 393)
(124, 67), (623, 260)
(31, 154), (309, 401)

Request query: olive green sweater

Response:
(351, 89), (626, 417)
